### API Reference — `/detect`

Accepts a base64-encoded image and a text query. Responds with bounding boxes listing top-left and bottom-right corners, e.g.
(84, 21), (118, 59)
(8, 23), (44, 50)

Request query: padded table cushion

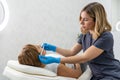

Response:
(7, 60), (57, 77)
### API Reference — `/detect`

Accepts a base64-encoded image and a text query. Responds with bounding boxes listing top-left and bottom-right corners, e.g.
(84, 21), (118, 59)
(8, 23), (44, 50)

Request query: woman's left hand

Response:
(38, 55), (61, 64)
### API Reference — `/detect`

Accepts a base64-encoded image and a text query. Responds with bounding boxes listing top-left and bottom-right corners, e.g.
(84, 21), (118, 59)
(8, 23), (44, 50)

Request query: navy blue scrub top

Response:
(78, 32), (120, 79)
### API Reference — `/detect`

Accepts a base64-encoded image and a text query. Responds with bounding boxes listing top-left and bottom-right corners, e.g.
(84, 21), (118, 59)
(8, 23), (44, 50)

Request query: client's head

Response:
(18, 44), (46, 67)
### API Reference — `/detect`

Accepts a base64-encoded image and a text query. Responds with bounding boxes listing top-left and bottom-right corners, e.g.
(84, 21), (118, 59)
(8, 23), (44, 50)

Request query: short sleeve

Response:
(77, 34), (83, 44)
(93, 32), (114, 51)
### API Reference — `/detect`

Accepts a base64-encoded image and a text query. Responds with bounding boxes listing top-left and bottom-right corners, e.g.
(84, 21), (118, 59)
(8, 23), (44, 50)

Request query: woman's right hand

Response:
(38, 55), (61, 64)
(42, 43), (56, 52)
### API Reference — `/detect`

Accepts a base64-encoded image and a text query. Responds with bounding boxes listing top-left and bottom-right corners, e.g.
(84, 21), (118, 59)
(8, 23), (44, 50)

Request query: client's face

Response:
(34, 45), (46, 55)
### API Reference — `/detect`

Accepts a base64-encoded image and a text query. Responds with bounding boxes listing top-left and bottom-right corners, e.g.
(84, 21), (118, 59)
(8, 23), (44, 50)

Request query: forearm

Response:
(60, 54), (88, 64)
(57, 63), (82, 78)
(56, 43), (82, 57)
(56, 47), (74, 57)
(60, 46), (104, 64)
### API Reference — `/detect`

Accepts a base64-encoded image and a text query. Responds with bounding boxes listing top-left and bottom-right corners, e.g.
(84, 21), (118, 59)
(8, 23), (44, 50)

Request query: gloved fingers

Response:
(39, 55), (46, 59)
(41, 43), (56, 52)
(41, 43), (47, 48)
(39, 55), (61, 64)
(40, 59), (48, 64)
(38, 55), (48, 64)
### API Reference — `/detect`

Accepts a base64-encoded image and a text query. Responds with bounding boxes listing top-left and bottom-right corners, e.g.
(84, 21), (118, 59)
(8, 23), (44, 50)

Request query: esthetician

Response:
(39, 2), (120, 80)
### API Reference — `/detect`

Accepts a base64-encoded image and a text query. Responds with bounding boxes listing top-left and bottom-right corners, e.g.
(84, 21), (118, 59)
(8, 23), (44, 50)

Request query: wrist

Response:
(52, 46), (56, 52)
(55, 57), (61, 63)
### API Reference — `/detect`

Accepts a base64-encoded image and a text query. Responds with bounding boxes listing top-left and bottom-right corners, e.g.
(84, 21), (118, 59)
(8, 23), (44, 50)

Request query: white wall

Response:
(111, 0), (120, 31)
(111, 0), (120, 60)
(0, 0), (119, 80)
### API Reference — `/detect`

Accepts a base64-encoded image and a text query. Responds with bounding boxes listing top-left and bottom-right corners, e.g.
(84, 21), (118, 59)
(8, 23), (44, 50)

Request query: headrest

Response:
(7, 60), (57, 76)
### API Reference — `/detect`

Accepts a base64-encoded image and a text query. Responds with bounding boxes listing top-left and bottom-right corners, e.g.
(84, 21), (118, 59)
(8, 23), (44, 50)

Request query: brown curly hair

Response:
(18, 44), (44, 67)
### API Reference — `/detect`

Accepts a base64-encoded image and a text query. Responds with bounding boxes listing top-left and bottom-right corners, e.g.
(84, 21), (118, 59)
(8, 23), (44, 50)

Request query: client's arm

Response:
(57, 63), (82, 78)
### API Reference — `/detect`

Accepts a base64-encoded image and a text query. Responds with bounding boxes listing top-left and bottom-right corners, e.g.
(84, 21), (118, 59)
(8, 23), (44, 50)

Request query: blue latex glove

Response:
(38, 55), (60, 64)
(42, 43), (56, 52)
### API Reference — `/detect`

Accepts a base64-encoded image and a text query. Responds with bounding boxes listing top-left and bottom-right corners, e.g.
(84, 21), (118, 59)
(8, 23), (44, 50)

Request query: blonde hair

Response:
(18, 44), (42, 67)
(80, 2), (111, 38)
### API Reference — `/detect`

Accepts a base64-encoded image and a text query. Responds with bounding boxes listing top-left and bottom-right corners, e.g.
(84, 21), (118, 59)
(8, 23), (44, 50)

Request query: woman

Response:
(39, 2), (120, 80)
(18, 44), (82, 78)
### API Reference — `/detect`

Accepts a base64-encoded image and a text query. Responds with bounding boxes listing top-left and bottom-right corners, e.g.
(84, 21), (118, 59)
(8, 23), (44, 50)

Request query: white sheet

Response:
(3, 66), (76, 80)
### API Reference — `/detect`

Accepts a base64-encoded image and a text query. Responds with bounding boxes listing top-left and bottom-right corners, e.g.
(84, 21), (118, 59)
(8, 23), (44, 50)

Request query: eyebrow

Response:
(81, 17), (89, 19)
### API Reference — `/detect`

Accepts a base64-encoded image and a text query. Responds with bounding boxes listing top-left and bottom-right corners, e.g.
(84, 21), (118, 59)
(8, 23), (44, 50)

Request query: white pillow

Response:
(7, 60), (57, 77)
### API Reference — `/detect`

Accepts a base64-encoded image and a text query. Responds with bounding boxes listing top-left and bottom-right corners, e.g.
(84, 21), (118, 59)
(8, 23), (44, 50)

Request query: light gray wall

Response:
(0, 0), (119, 80)
(111, 0), (120, 31)
(111, 0), (120, 60)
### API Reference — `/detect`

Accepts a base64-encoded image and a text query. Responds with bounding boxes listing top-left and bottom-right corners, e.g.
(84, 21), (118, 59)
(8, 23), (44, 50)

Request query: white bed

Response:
(3, 54), (92, 80)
